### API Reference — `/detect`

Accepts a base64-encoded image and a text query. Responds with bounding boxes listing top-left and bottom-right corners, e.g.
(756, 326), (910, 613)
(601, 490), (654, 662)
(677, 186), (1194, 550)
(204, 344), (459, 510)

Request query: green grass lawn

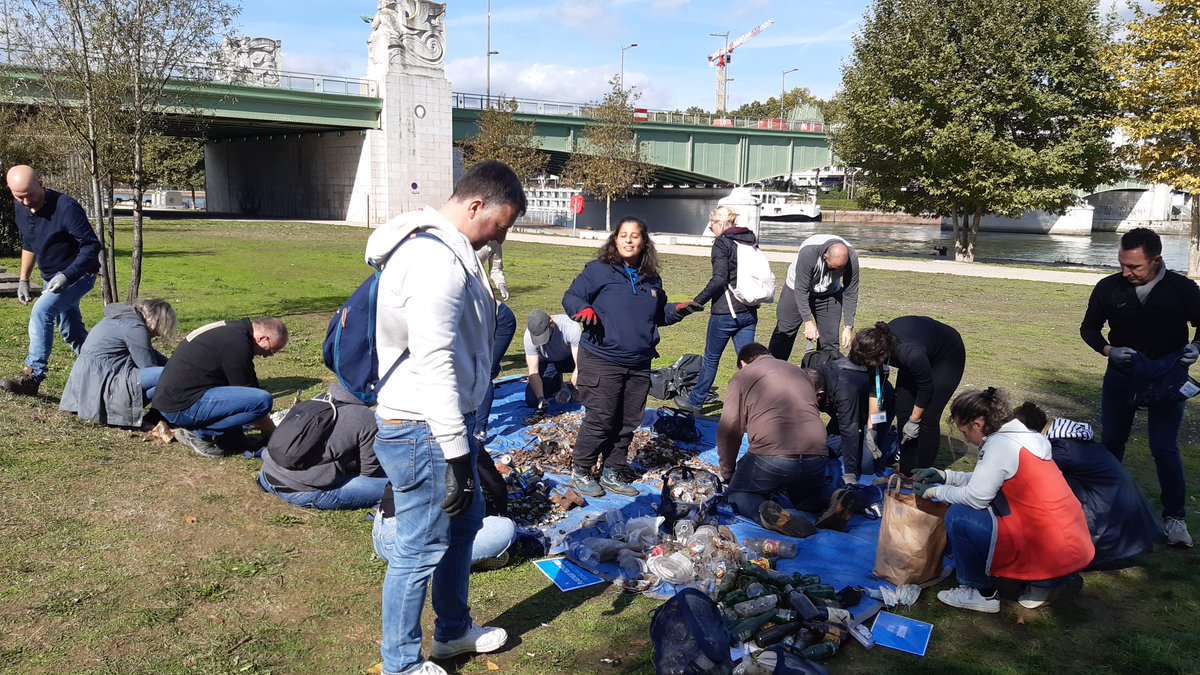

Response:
(1, 219), (1198, 674)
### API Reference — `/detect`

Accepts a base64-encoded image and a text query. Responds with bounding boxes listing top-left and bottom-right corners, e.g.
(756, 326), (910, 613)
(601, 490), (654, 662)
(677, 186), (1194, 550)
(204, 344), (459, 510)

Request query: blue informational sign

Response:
(871, 611), (933, 656)
(532, 558), (606, 592)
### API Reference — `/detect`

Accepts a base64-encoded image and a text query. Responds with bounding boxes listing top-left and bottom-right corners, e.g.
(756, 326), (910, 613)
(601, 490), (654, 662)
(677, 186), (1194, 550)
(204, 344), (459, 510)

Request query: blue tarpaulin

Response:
(481, 377), (896, 593)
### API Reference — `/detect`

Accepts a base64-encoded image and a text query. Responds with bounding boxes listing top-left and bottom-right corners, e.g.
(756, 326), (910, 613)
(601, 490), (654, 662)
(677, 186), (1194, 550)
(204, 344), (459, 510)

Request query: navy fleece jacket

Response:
(17, 189), (100, 283)
(563, 259), (684, 368)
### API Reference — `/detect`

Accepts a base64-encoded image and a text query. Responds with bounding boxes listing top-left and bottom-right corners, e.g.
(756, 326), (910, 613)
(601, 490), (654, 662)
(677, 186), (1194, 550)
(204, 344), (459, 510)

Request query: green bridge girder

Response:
(0, 64), (835, 183)
(451, 107), (834, 185)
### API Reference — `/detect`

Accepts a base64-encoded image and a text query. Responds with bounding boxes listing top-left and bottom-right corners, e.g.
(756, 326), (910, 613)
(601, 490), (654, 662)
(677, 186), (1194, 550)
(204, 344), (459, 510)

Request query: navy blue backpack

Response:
(323, 231), (464, 404)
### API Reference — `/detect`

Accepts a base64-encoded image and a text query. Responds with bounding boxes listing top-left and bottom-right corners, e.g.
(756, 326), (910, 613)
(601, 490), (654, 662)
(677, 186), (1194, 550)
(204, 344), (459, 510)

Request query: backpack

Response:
(650, 587), (733, 674)
(801, 345), (843, 369)
(322, 231), (464, 404)
(266, 398), (339, 470)
(726, 240), (776, 308)
(653, 408), (701, 443)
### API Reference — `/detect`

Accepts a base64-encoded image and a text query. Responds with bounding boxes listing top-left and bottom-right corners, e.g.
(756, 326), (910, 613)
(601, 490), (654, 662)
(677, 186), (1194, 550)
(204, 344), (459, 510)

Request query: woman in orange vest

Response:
(911, 388), (1094, 613)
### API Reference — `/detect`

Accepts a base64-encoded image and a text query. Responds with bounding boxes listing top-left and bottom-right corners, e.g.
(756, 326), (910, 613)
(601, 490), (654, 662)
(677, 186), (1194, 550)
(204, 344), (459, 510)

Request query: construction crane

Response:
(707, 18), (774, 114)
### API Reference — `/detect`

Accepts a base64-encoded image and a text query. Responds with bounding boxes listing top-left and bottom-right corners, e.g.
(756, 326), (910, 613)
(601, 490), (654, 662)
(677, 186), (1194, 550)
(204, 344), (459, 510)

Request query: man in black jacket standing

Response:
(1080, 227), (1200, 548)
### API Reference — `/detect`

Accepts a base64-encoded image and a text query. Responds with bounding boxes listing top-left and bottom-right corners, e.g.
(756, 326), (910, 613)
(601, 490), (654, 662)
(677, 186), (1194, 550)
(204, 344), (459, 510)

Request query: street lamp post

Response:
(781, 67), (799, 121)
(485, 0), (499, 106)
(620, 43), (637, 90)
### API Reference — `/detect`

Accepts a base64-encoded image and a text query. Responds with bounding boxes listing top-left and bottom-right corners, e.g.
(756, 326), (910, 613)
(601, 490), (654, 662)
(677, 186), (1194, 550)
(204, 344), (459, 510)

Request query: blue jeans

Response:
(1100, 365), (1187, 518)
(258, 471), (390, 510)
(472, 515), (517, 563)
(945, 504), (994, 589)
(727, 453), (829, 517)
(140, 366), (163, 402)
(26, 273), (96, 379)
(687, 311), (757, 407)
(372, 414), (485, 675)
(474, 302), (517, 440)
(158, 386), (273, 439)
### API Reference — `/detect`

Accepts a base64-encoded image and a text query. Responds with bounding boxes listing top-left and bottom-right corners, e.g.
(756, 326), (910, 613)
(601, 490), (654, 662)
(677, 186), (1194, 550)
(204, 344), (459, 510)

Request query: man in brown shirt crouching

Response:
(716, 342), (829, 538)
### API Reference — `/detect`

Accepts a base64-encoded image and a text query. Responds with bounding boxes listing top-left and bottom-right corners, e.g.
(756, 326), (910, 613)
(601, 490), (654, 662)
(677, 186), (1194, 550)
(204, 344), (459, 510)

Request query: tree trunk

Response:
(965, 206), (982, 263)
(951, 203), (966, 261)
(127, 125), (145, 302)
(1190, 192), (1199, 278)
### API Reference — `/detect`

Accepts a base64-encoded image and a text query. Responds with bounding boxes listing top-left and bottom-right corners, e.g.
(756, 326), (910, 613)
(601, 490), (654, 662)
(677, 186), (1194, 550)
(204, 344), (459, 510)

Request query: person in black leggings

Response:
(849, 317), (965, 474)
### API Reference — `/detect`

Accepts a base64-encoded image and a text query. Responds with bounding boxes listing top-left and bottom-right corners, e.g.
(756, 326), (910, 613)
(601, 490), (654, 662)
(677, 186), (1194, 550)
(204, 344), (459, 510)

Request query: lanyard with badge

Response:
(869, 365), (888, 425)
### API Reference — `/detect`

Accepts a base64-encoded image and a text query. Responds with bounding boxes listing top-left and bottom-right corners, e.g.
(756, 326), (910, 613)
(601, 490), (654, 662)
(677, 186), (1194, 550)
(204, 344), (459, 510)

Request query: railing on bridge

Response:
(0, 48), (377, 98)
(452, 92), (826, 133)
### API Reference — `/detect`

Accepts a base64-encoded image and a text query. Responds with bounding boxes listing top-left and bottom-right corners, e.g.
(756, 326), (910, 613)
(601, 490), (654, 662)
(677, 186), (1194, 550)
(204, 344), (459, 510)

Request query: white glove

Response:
(16, 279), (31, 304)
(1108, 346), (1136, 365)
(497, 283), (510, 301)
(864, 428), (882, 460)
(45, 273), (68, 294)
(1181, 344), (1199, 366)
(901, 419), (921, 444)
(842, 473), (859, 485)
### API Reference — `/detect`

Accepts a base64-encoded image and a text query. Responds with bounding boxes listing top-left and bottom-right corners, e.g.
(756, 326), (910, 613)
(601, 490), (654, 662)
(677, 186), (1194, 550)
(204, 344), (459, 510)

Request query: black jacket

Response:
(820, 358), (894, 476)
(693, 227), (759, 316)
(152, 319), (261, 413)
(1080, 270), (1200, 360)
(888, 316), (966, 409)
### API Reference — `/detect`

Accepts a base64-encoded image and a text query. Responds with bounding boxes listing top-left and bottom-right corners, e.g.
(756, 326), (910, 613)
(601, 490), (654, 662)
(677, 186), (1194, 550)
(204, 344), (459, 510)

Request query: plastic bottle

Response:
(672, 519), (696, 540)
(686, 530), (714, 557)
(604, 509), (629, 540)
(617, 549), (644, 581)
(570, 542), (600, 568)
(742, 538), (798, 558)
(731, 594), (779, 618)
(800, 641), (839, 661)
(580, 536), (626, 562)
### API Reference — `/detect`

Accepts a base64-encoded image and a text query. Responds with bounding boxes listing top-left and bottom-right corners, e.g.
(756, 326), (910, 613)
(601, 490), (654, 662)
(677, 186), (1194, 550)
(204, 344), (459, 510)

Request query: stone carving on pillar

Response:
(220, 36), (282, 87)
(368, 0), (446, 71)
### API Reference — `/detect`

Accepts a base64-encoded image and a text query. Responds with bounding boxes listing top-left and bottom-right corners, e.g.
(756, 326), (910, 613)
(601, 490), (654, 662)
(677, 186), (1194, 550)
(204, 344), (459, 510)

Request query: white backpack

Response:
(725, 240), (776, 310)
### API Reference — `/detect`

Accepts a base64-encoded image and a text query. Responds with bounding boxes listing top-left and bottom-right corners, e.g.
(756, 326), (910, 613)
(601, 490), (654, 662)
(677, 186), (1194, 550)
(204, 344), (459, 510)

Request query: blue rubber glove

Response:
(1181, 344), (1199, 366)
(911, 467), (945, 483)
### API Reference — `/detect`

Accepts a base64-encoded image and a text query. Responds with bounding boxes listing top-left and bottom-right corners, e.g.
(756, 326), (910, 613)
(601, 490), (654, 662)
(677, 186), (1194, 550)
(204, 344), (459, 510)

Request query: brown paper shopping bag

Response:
(873, 474), (950, 585)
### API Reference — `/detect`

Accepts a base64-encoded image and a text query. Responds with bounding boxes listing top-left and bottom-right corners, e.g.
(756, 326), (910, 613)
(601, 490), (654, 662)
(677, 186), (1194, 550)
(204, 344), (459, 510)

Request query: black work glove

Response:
(535, 397), (549, 413)
(441, 455), (476, 517)
(674, 301), (704, 318)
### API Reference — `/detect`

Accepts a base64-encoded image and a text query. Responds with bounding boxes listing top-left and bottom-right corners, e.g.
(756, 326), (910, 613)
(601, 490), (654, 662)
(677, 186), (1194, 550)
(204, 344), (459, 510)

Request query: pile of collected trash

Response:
(516, 411), (706, 481)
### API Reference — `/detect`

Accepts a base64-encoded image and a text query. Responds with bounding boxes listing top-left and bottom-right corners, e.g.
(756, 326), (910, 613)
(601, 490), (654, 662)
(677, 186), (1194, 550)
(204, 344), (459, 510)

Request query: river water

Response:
(756, 220), (1191, 270)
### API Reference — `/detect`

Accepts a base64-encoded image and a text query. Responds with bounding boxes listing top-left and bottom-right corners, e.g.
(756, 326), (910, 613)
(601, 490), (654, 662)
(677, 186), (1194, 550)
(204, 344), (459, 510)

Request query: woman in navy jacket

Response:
(562, 216), (701, 497)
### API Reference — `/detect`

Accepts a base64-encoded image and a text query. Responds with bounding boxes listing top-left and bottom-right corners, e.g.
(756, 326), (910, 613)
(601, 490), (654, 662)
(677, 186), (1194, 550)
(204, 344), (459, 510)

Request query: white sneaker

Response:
(1018, 585), (1054, 609)
(936, 586), (1000, 613)
(430, 622), (508, 660)
(402, 662), (447, 675)
(1165, 517), (1193, 548)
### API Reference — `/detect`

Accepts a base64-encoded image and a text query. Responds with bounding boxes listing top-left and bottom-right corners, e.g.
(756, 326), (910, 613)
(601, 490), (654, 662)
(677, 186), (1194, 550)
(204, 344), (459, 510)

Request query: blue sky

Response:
(234, 0), (872, 112)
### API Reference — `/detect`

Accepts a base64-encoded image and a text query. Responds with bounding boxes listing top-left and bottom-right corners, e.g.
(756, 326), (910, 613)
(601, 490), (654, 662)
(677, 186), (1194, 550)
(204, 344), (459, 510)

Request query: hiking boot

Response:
(936, 586), (1000, 614)
(571, 467), (605, 498)
(758, 500), (817, 538)
(599, 467), (639, 497)
(814, 488), (855, 531)
(174, 428), (225, 458)
(1018, 584), (1055, 609)
(430, 621), (508, 659)
(0, 367), (39, 396)
(1165, 517), (1193, 548)
(671, 394), (702, 414)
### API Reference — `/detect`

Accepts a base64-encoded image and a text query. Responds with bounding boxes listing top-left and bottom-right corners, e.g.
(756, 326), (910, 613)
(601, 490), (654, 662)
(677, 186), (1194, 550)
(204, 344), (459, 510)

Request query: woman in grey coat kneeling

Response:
(60, 298), (176, 427)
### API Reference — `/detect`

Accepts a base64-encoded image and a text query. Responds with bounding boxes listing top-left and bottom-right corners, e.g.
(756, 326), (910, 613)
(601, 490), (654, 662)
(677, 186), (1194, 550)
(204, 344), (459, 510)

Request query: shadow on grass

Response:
(485, 580), (609, 650)
(265, 295), (354, 319)
(262, 376), (324, 397)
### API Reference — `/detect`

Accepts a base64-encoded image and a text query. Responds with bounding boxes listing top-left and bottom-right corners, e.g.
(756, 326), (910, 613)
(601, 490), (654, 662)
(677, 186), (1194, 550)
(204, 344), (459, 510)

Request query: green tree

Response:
(729, 87), (823, 120)
(834, 0), (1120, 261)
(141, 135), (206, 206)
(10, 0), (238, 302)
(562, 80), (656, 230)
(0, 110), (72, 256)
(1108, 0), (1200, 275)
(460, 97), (547, 182)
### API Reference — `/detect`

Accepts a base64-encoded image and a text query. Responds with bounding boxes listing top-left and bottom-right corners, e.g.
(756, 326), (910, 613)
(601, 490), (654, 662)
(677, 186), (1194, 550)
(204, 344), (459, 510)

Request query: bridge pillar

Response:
(360, 1), (453, 224)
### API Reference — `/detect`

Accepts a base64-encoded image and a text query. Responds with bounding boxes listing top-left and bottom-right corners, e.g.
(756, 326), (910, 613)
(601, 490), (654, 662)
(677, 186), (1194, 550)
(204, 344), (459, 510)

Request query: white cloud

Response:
(446, 57), (679, 109)
(748, 17), (861, 50)
(651, 0), (692, 15)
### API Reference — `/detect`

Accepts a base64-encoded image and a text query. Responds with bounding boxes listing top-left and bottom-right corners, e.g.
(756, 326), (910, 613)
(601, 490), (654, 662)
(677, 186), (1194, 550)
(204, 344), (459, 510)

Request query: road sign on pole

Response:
(570, 195), (585, 214)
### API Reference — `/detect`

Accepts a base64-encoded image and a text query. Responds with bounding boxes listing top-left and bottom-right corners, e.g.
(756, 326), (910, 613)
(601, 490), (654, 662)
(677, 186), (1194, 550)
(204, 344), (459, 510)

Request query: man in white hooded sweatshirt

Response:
(366, 161), (526, 675)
